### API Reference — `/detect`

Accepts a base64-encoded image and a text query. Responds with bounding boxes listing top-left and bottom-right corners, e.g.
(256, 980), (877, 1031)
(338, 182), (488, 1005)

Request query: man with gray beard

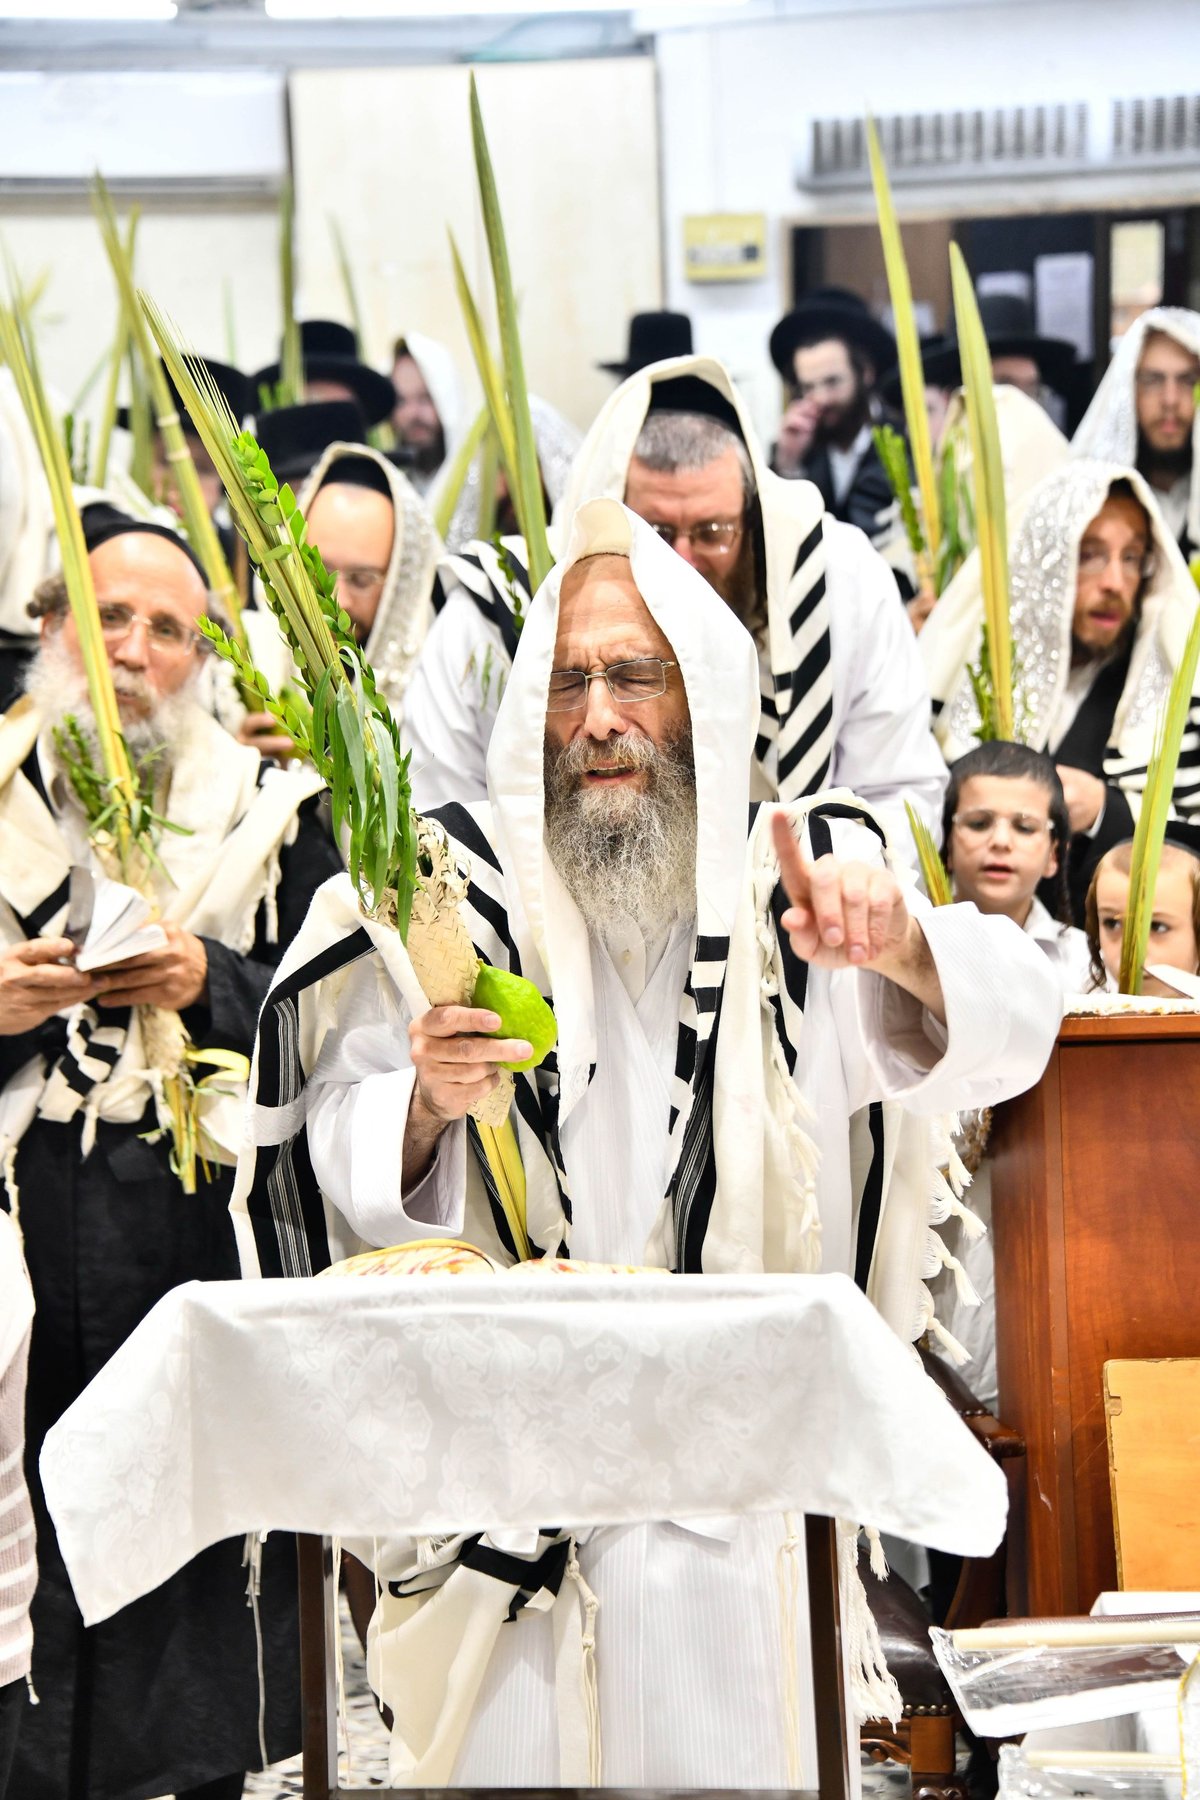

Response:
(0, 505), (341, 1800)
(237, 497), (1061, 1790)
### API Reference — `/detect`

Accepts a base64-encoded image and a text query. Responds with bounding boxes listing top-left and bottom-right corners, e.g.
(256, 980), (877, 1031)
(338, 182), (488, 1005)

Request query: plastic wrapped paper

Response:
(998, 1744), (1181, 1800)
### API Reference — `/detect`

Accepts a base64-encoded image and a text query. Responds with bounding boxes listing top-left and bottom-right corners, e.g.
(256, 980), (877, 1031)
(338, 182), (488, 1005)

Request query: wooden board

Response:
(1105, 1359), (1200, 1591)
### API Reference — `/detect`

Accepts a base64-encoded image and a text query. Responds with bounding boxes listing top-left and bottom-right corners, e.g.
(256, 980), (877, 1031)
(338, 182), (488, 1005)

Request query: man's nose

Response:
(581, 674), (624, 737)
(111, 617), (151, 667)
(671, 533), (702, 570)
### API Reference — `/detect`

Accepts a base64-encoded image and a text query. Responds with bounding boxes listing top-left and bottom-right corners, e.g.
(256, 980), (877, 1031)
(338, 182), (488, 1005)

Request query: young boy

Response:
(1085, 835), (1200, 998)
(934, 741), (1091, 1411)
(942, 739), (1093, 993)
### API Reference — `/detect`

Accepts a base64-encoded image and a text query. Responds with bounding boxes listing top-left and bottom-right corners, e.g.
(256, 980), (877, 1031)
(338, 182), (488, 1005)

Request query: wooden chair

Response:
(859, 1344), (1026, 1800)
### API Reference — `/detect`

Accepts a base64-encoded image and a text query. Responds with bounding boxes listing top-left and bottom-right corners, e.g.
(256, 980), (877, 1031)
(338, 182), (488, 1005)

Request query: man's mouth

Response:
(1089, 608), (1124, 629)
(583, 766), (639, 782)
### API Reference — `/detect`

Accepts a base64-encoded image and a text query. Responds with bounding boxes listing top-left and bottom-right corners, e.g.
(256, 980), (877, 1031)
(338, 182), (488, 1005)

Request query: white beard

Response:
(23, 633), (199, 772)
(543, 728), (698, 945)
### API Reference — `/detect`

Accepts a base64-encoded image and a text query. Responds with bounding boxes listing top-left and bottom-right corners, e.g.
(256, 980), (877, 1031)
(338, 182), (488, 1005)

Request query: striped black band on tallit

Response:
(452, 545), (531, 663)
(756, 515), (836, 802)
(246, 926), (375, 1278)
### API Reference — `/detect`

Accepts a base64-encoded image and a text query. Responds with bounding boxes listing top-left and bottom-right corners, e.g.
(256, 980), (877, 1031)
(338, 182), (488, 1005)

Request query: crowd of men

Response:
(0, 275), (1198, 1800)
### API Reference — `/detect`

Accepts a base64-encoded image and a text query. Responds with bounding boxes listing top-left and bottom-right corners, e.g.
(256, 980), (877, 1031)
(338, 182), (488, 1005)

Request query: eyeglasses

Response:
(953, 810), (1053, 839)
(1077, 545), (1154, 580)
(97, 602), (199, 656)
(645, 519), (743, 559)
(330, 566), (387, 597)
(1134, 369), (1200, 396)
(547, 658), (677, 713)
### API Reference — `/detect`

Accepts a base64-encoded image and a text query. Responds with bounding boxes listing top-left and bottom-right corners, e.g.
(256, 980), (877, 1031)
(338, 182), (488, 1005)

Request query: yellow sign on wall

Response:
(683, 212), (768, 284)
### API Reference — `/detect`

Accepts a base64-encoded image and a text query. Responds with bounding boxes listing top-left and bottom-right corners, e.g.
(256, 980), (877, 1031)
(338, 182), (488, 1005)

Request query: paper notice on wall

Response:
(1035, 252), (1094, 361)
(977, 270), (1033, 305)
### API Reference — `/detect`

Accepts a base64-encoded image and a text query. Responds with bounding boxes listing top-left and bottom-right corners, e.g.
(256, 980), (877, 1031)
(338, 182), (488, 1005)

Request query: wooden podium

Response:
(990, 1012), (1200, 1618)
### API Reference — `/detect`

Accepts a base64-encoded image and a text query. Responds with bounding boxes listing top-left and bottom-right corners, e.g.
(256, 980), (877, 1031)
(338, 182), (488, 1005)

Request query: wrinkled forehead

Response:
(554, 553), (676, 664)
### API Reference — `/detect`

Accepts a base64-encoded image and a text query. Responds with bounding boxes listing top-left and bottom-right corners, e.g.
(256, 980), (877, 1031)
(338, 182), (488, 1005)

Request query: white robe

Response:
(405, 515), (948, 849)
(304, 825), (1060, 1788)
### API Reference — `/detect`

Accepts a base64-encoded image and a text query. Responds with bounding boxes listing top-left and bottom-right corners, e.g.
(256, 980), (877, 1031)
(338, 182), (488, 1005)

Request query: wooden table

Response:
(991, 1012), (1200, 1616)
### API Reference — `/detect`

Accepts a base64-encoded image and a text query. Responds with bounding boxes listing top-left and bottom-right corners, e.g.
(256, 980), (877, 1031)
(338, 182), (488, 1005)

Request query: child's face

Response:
(948, 775), (1058, 921)
(1095, 859), (1200, 995)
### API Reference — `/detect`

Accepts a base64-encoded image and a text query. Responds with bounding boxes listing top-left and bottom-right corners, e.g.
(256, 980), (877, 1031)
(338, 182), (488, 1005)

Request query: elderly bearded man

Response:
(405, 356), (947, 849)
(236, 498), (1060, 1790)
(0, 506), (341, 1800)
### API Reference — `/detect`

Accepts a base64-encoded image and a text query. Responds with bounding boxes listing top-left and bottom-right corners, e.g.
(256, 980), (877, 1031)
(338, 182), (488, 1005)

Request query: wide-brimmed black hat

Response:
(883, 294), (1077, 401)
(599, 311), (694, 377)
(116, 356), (252, 434)
(253, 321), (396, 428)
(254, 399), (368, 485)
(769, 287), (896, 383)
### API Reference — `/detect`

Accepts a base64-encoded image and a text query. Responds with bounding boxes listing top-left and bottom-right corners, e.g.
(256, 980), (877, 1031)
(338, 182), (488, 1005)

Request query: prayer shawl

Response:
(401, 332), (467, 492)
(921, 460), (1200, 821)
(553, 354), (836, 803)
(231, 501), (986, 1778)
(298, 440), (442, 716)
(0, 694), (325, 1179)
(1071, 305), (1200, 551)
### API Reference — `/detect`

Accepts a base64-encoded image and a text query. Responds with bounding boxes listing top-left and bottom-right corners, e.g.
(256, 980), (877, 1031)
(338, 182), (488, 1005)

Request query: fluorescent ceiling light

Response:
(0, 0), (177, 16)
(266, 0), (738, 16)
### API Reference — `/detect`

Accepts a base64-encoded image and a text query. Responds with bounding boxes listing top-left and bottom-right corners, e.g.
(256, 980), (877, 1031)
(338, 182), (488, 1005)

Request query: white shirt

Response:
(405, 519), (948, 854)
(828, 423), (874, 506)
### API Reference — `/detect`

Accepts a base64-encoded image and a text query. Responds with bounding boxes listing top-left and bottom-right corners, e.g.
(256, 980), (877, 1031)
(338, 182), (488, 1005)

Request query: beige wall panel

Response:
(0, 203), (281, 424)
(289, 58), (662, 434)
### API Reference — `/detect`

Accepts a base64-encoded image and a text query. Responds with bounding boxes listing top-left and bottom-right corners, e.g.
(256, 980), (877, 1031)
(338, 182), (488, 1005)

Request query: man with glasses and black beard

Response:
(0, 505), (341, 1800)
(405, 356), (946, 854)
(922, 462), (1200, 920)
(1073, 306), (1200, 560)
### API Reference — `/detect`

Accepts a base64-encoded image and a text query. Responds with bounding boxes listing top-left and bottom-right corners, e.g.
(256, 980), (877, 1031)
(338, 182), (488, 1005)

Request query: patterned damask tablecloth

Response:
(40, 1269), (1006, 1626)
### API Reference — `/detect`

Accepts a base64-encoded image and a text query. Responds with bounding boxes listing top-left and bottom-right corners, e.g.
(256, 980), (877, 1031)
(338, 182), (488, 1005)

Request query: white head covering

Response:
(1071, 306), (1200, 548)
(298, 440), (441, 714)
(0, 369), (55, 639)
(398, 332), (466, 468)
(921, 385), (1069, 715)
(485, 496), (759, 1107)
(927, 458), (1198, 762)
(438, 395), (582, 555)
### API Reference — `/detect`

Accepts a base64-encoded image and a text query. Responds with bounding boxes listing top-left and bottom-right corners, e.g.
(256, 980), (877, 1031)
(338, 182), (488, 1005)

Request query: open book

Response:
(73, 874), (168, 974)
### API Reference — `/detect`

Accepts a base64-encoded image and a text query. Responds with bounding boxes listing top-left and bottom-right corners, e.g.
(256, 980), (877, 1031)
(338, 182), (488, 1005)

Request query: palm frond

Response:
(141, 295), (418, 932)
(278, 179), (303, 410)
(1118, 602), (1200, 994)
(91, 209), (138, 490)
(468, 74), (553, 592)
(432, 401), (490, 541)
(950, 243), (1013, 741)
(905, 801), (953, 906)
(866, 115), (941, 567)
(0, 294), (137, 864)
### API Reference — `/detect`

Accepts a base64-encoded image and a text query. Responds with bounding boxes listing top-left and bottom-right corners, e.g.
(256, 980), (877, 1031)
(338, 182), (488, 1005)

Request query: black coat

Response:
(3, 791), (341, 1800)
(799, 431), (899, 547)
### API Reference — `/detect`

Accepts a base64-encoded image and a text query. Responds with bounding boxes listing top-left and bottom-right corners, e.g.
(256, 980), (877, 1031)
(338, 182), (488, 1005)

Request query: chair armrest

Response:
(918, 1341), (1025, 1461)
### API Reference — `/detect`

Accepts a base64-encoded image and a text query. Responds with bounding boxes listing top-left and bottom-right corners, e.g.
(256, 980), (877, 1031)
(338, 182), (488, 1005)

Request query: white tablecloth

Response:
(41, 1269), (1006, 1626)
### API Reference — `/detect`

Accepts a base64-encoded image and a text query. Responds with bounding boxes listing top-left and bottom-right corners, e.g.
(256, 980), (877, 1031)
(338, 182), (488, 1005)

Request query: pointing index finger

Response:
(771, 811), (812, 910)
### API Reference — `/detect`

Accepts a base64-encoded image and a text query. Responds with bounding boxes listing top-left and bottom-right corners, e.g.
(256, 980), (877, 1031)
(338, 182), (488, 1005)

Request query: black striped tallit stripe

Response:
(671, 992), (722, 1272)
(255, 1124), (330, 1279)
(788, 570), (827, 641)
(254, 926), (374, 1107)
(853, 1101), (887, 1294)
(19, 875), (70, 941)
(466, 1116), (524, 1262)
(777, 696), (835, 787)
(428, 802), (504, 874)
(792, 518), (823, 576)
(464, 884), (522, 970)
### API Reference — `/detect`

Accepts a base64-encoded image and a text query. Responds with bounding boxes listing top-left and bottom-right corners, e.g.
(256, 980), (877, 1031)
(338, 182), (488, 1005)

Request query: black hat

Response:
(644, 373), (744, 440)
(116, 356), (252, 434)
(254, 399), (369, 485)
(883, 294), (1077, 401)
(599, 311), (694, 377)
(769, 287), (896, 384)
(253, 321), (396, 428)
(80, 501), (208, 585)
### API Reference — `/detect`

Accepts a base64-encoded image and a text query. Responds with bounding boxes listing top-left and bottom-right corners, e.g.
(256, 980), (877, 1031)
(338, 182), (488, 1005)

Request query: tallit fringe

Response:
(242, 1531), (269, 1772)
(914, 1287), (973, 1367)
(838, 1521), (903, 1727)
(565, 1541), (602, 1786)
(923, 1227), (982, 1309)
(775, 1512), (805, 1788)
(754, 844), (822, 1265)
(1, 1142), (21, 1246)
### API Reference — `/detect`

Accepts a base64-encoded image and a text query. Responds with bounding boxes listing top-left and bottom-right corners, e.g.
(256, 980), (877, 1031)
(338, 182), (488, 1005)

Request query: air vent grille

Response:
(1112, 94), (1200, 161)
(807, 103), (1088, 187)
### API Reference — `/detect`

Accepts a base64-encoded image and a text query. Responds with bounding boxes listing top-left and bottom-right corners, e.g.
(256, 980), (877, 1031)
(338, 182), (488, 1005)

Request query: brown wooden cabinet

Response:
(990, 1013), (1200, 1617)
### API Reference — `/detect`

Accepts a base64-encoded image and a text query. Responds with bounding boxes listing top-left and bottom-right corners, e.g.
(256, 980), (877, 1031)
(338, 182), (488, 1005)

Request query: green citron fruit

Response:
(472, 963), (558, 1072)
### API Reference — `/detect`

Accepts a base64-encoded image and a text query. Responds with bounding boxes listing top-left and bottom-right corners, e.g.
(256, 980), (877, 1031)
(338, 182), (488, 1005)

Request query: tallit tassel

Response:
(264, 848), (281, 945)
(924, 1228), (982, 1309)
(916, 1286), (974, 1366)
(775, 1512), (804, 1788)
(1, 1142), (21, 1245)
(944, 1192), (988, 1243)
(242, 1531), (269, 1771)
(865, 1525), (889, 1582)
(838, 1522), (903, 1727)
(565, 1542), (602, 1787)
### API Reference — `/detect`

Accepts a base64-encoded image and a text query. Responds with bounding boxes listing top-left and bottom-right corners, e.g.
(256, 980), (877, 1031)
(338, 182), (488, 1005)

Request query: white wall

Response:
(655, 0), (1200, 440)
(289, 56), (662, 434)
